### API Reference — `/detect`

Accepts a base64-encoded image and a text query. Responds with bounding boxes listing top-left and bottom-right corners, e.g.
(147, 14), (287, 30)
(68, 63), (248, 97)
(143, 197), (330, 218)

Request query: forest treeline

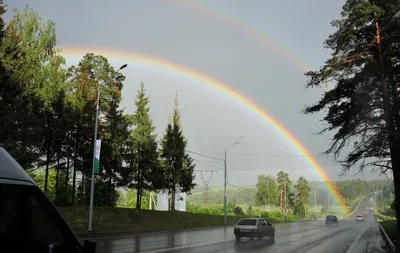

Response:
(0, 4), (196, 210)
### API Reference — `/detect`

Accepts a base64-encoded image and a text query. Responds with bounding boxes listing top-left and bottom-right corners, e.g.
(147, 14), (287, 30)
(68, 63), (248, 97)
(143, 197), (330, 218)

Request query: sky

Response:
(5, 0), (388, 187)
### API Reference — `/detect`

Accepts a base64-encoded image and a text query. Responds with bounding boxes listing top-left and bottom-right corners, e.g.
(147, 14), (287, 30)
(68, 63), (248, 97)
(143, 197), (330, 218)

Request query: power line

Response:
(200, 171), (215, 206)
(227, 183), (257, 194)
(227, 152), (339, 158)
(187, 150), (224, 161)
(194, 158), (223, 164)
(190, 150), (342, 158)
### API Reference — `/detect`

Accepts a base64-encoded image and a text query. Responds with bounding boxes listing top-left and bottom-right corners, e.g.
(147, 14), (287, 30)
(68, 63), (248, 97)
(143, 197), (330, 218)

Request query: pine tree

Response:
(294, 177), (311, 218)
(160, 92), (195, 210)
(120, 82), (159, 209)
(303, 0), (400, 228)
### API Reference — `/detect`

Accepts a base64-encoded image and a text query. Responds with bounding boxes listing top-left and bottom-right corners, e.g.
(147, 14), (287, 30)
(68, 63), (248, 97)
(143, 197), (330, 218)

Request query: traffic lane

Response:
(345, 194), (374, 220)
(342, 215), (390, 253)
(89, 220), (327, 253)
(163, 220), (379, 253)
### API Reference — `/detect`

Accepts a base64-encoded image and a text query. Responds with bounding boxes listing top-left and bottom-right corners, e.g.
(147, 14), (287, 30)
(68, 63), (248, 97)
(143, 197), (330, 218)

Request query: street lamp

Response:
(88, 63), (127, 232)
(223, 136), (243, 225)
(283, 169), (295, 221)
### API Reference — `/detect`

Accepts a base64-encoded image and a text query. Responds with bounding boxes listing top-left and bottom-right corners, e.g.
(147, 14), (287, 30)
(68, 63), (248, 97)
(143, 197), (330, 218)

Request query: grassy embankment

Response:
(58, 206), (299, 235)
(379, 220), (399, 250)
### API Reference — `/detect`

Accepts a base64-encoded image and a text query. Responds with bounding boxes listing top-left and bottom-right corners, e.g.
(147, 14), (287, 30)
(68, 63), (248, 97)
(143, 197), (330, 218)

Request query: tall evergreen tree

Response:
(160, 92), (195, 210)
(294, 177), (311, 218)
(119, 82), (159, 209)
(303, 0), (400, 228)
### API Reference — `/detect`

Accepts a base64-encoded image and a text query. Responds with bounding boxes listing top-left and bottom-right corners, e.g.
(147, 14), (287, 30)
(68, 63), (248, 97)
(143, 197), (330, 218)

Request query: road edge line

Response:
(376, 218), (397, 253)
(345, 225), (368, 253)
(140, 238), (228, 253)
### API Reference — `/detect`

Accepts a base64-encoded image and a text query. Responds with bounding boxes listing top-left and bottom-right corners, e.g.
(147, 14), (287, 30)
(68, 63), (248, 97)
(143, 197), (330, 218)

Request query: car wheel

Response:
(235, 236), (241, 242)
(258, 236), (263, 240)
(272, 232), (275, 239)
(250, 237), (254, 240)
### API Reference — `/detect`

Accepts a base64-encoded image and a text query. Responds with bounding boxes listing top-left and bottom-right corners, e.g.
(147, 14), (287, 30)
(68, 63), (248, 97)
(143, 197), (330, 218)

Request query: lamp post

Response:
(223, 136), (243, 225)
(88, 64), (127, 232)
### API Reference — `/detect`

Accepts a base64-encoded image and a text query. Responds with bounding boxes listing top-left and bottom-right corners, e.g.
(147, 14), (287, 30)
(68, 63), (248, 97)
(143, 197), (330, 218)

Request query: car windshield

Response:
(237, 219), (257, 226)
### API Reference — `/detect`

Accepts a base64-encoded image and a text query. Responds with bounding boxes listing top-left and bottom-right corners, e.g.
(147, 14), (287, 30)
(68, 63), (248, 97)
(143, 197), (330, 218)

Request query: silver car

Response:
(233, 218), (275, 241)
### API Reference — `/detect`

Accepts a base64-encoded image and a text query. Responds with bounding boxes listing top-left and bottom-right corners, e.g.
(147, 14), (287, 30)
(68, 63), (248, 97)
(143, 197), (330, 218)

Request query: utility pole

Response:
(224, 136), (243, 225)
(200, 170), (216, 206)
(327, 195), (330, 215)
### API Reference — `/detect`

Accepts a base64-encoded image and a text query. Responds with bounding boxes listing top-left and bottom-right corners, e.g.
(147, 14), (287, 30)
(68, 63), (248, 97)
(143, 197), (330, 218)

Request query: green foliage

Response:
(0, 6), (197, 212)
(293, 177), (311, 217)
(303, 0), (400, 225)
(118, 82), (160, 209)
(255, 175), (278, 208)
(234, 206), (244, 216)
(160, 93), (196, 210)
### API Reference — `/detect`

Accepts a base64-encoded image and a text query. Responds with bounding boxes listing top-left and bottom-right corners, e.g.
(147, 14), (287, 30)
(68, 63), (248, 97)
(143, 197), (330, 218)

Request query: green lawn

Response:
(58, 206), (247, 234)
(58, 206), (300, 235)
(380, 220), (399, 249)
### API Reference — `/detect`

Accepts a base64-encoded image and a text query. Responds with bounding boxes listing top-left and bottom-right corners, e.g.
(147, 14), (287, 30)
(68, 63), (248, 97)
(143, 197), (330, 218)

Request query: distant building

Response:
(157, 190), (186, 211)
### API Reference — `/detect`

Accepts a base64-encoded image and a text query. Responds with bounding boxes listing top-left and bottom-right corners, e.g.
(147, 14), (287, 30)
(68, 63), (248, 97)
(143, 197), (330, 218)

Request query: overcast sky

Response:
(6, 0), (388, 186)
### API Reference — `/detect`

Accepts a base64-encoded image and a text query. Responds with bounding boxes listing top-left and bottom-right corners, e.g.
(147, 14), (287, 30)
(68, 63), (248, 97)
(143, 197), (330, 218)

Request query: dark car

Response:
(233, 218), (275, 241)
(325, 215), (339, 225)
(0, 144), (96, 253)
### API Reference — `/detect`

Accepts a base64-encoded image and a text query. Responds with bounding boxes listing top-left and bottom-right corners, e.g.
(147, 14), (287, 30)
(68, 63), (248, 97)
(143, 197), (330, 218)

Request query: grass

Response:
(58, 206), (304, 235)
(58, 206), (249, 234)
(380, 220), (399, 249)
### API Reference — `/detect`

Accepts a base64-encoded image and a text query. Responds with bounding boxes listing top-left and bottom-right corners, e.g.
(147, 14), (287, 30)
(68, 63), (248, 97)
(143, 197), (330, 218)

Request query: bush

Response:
(234, 206), (244, 215)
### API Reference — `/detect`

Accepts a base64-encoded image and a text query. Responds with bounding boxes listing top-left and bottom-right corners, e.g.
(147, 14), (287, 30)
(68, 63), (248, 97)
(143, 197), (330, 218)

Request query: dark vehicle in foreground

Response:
(233, 218), (275, 241)
(325, 215), (338, 225)
(0, 144), (96, 253)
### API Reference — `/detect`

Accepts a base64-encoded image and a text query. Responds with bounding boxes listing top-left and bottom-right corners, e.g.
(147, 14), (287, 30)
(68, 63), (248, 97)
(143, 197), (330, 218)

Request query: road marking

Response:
(345, 226), (369, 253)
(140, 239), (228, 253)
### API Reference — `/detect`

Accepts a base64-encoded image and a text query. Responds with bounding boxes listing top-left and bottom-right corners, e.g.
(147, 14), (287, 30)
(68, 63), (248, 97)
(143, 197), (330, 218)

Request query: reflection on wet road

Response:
(84, 195), (390, 253)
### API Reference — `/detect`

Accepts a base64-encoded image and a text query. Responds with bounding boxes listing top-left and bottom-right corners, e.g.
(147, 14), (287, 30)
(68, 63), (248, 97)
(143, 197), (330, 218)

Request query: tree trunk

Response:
(171, 189), (176, 211)
(280, 185), (283, 211)
(376, 20), (400, 230)
(136, 161), (142, 209)
(44, 151), (50, 194)
(72, 147), (77, 205)
(65, 155), (70, 202)
(108, 176), (112, 206)
(55, 156), (60, 203)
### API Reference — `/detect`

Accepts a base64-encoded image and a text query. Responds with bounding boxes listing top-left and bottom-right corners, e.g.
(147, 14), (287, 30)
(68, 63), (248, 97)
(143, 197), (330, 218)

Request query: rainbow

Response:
(60, 47), (349, 214)
(174, 0), (310, 73)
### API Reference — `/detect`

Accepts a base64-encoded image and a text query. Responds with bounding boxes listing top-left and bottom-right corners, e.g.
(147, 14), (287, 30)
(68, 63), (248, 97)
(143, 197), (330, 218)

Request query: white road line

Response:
(140, 239), (229, 253)
(345, 226), (369, 253)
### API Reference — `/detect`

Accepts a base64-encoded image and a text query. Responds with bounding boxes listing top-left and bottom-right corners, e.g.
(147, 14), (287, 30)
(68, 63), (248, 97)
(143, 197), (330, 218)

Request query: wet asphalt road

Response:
(85, 195), (390, 253)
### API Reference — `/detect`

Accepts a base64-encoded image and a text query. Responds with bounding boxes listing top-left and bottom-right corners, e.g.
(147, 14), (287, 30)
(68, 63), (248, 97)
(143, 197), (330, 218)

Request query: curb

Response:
(376, 218), (397, 253)
(77, 226), (217, 239)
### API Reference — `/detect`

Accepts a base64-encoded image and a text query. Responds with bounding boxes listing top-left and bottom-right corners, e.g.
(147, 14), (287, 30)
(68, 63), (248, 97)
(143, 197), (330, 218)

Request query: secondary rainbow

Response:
(173, 0), (310, 73)
(60, 47), (349, 214)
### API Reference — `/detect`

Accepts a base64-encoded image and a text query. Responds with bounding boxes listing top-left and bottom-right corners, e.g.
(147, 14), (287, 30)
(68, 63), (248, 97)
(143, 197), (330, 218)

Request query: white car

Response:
(356, 215), (364, 221)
